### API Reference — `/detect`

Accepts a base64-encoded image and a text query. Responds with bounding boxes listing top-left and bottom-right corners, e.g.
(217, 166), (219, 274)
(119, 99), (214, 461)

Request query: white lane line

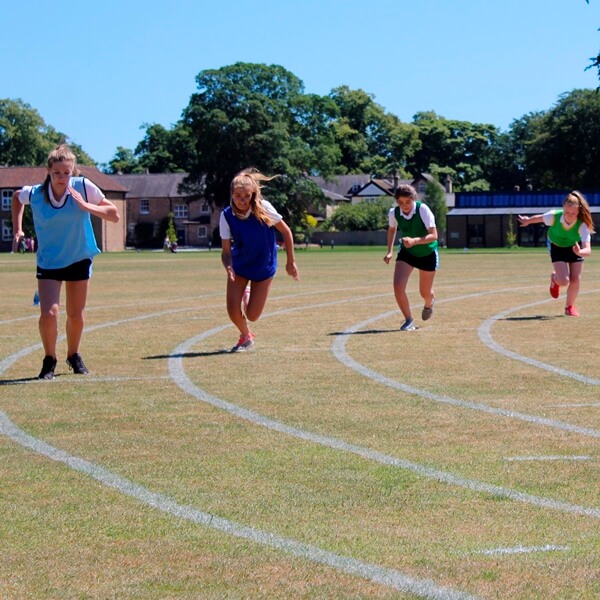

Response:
(331, 310), (600, 440)
(475, 545), (570, 556)
(169, 324), (600, 519)
(0, 411), (478, 600)
(478, 292), (600, 386)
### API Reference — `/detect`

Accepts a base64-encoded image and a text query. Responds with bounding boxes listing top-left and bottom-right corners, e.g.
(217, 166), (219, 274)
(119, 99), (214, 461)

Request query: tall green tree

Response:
(135, 123), (195, 173)
(409, 111), (499, 191)
(181, 62), (337, 225)
(525, 89), (600, 189)
(328, 86), (419, 176)
(424, 179), (448, 245)
(104, 146), (142, 174)
(0, 98), (94, 166)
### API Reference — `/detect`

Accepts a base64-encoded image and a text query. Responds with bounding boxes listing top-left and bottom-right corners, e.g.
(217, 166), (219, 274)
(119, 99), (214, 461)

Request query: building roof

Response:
(448, 207), (600, 216)
(0, 166), (127, 193)
(309, 174), (371, 199)
(110, 173), (193, 198)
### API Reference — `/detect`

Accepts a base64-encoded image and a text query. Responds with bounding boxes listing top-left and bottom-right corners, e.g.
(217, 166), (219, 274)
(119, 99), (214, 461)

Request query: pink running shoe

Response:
(231, 333), (255, 352)
(564, 305), (580, 317)
(549, 274), (560, 299)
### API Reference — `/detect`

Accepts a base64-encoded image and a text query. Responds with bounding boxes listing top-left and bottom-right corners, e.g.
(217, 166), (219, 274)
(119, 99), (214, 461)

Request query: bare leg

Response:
(393, 260), (414, 320)
(226, 275), (251, 336)
(37, 279), (62, 358)
(565, 261), (583, 308)
(65, 280), (89, 356)
(418, 269), (436, 309)
(245, 278), (273, 323)
(552, 261), (570, 288)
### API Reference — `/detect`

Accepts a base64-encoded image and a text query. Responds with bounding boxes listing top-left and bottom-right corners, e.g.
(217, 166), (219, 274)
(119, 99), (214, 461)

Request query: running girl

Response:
(220, 169), (299, 352)
(518, 191), (594, 316)
(383, 184), (438, 331)
(12, 144), (120, 379)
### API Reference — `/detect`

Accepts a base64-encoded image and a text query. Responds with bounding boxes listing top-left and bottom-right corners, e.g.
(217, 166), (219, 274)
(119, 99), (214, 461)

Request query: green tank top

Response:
(394, 201), (438, 257)
(547, 210), (582, 247)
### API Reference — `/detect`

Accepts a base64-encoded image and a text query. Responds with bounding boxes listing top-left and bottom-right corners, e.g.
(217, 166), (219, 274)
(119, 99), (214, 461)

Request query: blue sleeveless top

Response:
(30, 177), (100, 270)
(222, 206), (278, 281)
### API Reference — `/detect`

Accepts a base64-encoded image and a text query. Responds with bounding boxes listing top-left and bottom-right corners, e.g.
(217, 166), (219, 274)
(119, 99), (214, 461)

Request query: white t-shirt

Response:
(18, 178), (105, 207)
(388, 202), (436, 228)
(219, 199), (282, 239)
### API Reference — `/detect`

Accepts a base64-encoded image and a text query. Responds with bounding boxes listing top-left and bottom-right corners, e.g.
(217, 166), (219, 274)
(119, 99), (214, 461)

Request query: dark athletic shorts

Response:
(36, 258), (93, 281)
(396, 246), (439, 272)
(548, 242), (583, 264)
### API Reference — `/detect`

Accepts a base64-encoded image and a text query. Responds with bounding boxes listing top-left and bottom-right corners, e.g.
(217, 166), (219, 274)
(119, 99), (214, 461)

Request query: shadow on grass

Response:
(503, 315), (559, 322)
(143, 349), (232, 360)
(0, 376), (57, 385)
(327, 328), (402, 336)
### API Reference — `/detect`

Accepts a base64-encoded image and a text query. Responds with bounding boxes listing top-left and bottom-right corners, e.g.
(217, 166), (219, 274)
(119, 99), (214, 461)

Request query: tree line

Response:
(2, 62), (600, 228)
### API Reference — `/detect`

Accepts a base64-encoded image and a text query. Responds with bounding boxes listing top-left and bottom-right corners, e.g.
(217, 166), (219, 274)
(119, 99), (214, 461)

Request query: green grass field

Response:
(1, 247), (599, 599)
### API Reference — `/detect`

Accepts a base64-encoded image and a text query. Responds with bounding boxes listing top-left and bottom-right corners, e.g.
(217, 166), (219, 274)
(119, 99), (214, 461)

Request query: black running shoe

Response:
(38, 356), (57, 380)
(66, 353), (89, 375)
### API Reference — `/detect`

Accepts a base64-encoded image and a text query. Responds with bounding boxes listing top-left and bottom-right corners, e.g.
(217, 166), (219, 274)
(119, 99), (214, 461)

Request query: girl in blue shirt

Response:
(220, 169), (299, 352)
(12, 145), (120, 379)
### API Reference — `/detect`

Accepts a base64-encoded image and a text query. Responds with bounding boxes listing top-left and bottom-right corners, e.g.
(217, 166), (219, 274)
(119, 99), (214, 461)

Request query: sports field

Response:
(1, 247), (599, 599)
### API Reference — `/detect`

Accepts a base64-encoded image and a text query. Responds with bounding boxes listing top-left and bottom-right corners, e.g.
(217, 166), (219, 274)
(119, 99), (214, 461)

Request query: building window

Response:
(2, 219), (12, 241)
(201, 202), (210, 214)
(417, 181), (426, 194)
(140, 199), (150, 215)
(2, 190), (14, 212)
(174, 204), (188, 219)
(198, 226), (207, 239)
(467, 223), (484, 247)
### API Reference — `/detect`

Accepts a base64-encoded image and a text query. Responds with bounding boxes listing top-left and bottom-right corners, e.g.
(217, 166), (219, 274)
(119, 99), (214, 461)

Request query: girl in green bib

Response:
(518, 191), (594, 317)
(384, 184), (438, 330)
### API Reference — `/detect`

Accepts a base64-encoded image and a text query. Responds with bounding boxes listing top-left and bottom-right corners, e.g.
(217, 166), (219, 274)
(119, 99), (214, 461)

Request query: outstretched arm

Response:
(518, 214), (544, 227)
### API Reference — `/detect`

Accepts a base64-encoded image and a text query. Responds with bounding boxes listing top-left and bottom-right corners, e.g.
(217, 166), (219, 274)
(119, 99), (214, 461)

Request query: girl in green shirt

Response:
(518, 191), (595, 316)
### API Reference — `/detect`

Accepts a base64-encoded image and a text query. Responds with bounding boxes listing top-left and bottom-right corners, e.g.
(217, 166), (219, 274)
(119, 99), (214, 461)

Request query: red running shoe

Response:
(549, 274), (560, 299)
(564, 305), (580, 317)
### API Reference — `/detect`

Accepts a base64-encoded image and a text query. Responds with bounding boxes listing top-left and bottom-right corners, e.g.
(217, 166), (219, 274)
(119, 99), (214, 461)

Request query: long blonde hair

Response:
(230, 168), (279, 226)
(564, 191), (596, 233)
(43, 144), (80, 204)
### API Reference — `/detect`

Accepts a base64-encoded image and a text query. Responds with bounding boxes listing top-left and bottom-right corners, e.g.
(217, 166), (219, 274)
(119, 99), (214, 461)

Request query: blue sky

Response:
(2, 0), (599, 167)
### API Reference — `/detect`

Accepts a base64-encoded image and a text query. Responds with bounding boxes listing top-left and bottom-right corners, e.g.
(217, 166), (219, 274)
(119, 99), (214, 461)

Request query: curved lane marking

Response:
(0, 411), (477, 600)
(478, 292), (600, 386)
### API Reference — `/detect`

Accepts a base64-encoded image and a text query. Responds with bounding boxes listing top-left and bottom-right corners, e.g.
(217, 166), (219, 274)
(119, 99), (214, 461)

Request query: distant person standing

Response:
(518, 191), (594, 316)
(12, 144), (120, 379)
(220, 168), (299, 352)
(383, 184), (438, 331)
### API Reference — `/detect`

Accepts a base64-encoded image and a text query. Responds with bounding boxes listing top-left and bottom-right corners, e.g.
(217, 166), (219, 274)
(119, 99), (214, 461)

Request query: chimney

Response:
(444, 174), (452, 193)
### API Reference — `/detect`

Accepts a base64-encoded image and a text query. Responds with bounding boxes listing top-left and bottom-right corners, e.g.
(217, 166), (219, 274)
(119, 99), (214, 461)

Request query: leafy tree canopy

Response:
(0, 98), (94, 167)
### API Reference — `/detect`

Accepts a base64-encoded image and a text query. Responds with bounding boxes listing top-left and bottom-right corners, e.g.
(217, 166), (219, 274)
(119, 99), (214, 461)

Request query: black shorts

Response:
(396, 246), (439, 272)
(548, 242), (583, 264)
(36, 258), (93, 281)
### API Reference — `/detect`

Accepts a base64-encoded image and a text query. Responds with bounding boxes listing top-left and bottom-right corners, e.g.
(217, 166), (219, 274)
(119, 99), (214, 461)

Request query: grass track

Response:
(1, 247), (599, 599)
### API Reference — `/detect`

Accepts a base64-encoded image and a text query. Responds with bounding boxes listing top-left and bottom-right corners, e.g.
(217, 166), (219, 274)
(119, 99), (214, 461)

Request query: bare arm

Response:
(383, 225), (397, 264)
(11, 191), (25, 251)
(68, 186), (120, 223)
(221, 238), (235, 281)
(274, 220), (299, 280)
(402, 226), (438, 249)
(518, 214), (544, 227)
(574, 240), (592, 258)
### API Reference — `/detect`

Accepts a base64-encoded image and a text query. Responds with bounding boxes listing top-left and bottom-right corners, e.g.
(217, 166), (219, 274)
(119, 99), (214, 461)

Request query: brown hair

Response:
(564, 190), (596, 233)
(42, 144), (80, 204)
(230, 168), (279, 226)
(394, 183), (417, 200)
